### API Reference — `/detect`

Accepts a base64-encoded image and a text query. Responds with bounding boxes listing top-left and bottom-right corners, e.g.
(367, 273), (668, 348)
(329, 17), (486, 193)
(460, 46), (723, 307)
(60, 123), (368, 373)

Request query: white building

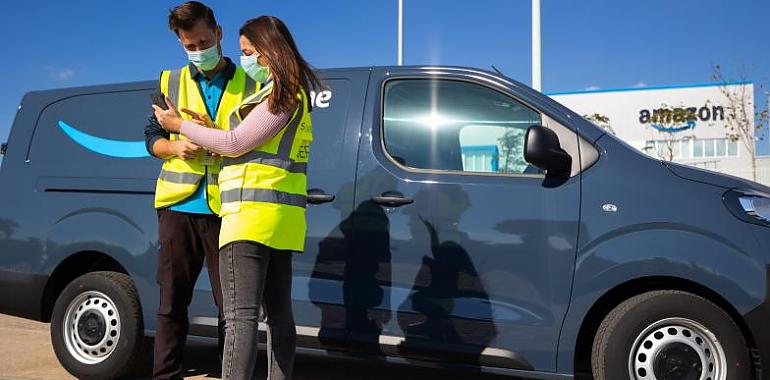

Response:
(549, 82), (770, 185)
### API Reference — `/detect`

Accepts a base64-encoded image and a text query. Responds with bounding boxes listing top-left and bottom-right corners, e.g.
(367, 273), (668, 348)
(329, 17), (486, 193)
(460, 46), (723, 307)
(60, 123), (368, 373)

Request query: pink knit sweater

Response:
(180, 100), (291, 157)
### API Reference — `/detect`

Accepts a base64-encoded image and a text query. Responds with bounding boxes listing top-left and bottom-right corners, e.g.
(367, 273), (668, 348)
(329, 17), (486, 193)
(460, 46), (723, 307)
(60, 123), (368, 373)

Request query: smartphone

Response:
(150, 91), (169, 110)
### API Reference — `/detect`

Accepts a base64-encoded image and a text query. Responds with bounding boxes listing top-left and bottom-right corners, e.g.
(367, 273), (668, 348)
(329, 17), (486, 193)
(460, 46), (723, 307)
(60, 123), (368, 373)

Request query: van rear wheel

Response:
(50, 271), (143, 380)
(591, 290), (750, 380)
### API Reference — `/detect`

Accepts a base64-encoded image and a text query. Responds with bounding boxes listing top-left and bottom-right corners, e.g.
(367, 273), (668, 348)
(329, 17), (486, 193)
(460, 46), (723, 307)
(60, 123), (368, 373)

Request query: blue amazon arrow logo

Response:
(650, 120), (696, 133)
(58, 120), (150, 158)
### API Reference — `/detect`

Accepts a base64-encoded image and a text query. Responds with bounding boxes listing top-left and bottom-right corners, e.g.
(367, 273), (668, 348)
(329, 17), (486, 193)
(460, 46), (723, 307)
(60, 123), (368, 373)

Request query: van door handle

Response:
(371, 191), (413, 207)
(307, 188), (335, 205)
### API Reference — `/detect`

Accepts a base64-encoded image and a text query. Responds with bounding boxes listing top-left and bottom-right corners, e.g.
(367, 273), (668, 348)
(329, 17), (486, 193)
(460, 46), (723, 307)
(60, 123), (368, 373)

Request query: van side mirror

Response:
(524, 125), (571, 176)
(0, 142), (6, 156)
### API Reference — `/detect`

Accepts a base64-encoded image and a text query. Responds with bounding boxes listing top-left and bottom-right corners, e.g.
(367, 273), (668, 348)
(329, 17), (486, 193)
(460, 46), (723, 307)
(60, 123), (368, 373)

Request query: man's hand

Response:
(171, 140), (202, 160)
(153, 96), (183, 133)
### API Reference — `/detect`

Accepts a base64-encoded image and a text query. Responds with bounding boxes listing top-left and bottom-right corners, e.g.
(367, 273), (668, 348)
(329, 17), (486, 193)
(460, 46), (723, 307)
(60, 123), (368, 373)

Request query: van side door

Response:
(347, 68), (582, 372)
(297, 70), (371, 350)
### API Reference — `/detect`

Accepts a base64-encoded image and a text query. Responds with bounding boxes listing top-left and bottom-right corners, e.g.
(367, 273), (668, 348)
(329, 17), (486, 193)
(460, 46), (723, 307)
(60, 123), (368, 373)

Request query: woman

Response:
(153, 15), (323, 380)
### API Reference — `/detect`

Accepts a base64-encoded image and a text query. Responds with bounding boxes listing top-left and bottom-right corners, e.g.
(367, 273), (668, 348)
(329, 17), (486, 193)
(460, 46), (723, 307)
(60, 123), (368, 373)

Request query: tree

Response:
(649, 131), (678, 161)
(711, 64), (768, 182)
(583, 113), (615, 135)
(497, 128), (528, 173)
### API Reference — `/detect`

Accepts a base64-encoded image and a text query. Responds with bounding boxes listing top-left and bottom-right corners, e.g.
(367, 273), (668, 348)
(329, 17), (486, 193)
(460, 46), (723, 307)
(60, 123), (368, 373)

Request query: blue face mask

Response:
(186, 44), (221, 71)
(240, 54), (271, 83)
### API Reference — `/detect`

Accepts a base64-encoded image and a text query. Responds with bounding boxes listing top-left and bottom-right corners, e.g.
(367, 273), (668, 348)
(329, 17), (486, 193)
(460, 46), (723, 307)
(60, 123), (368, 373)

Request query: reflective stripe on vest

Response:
(158, 169), (202, 185)
(223, 155), (308, 173)
(220, 188), (308, 207)
(153, 65), (256, 212)
(166, 69), (182, 141)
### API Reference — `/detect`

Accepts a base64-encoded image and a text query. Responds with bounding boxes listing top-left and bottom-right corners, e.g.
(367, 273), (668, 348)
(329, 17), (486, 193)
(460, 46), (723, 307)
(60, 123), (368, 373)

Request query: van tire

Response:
(591, 290), (750, 380)
(50, 271), (144, 380)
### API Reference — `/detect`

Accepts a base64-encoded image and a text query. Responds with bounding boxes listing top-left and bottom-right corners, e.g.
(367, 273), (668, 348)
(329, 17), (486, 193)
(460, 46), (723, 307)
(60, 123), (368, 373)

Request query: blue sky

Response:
(2, 0), (769, 153)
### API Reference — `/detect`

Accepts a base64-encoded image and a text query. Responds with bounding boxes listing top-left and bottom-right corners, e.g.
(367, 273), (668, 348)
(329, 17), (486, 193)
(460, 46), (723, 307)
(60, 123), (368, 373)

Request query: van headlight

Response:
(723, 189), (770, 227)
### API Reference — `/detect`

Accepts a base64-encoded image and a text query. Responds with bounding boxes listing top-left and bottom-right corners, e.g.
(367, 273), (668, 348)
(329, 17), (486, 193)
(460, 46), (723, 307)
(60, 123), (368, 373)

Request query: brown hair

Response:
(168, 1), (217, 35)
(239, 16), (324, 114)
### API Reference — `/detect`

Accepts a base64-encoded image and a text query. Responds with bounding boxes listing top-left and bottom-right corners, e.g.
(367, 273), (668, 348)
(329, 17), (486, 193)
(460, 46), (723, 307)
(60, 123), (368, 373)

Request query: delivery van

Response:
(1, 66), (769, 380)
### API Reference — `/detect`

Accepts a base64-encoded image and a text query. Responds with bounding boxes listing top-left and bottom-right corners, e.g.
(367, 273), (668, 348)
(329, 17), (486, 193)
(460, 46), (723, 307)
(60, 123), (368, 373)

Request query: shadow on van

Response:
(309, 180), (498, 368)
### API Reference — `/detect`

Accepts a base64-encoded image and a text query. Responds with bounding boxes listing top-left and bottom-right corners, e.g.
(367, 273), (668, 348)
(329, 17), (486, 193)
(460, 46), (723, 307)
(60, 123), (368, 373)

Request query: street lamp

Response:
(532, 0), (541, 91)
(398, 0), (403, 66)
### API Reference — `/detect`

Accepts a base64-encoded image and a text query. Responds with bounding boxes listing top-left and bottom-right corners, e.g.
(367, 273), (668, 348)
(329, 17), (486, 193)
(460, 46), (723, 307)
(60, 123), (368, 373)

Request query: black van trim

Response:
(0, 269), (48, 321)
(189, 316), (538, 373)
(36, 177), (155, 195)
(742, 265), (770, 379)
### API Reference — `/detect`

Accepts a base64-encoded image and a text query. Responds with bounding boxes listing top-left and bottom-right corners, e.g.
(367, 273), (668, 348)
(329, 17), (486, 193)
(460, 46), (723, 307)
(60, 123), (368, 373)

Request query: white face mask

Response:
(186, 43), (221, 71)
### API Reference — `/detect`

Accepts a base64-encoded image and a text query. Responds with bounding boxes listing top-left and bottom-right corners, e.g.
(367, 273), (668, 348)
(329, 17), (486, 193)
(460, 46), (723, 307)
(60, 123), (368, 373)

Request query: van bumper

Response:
(0, 269), (48, 321)
(743, 266), (770, 379)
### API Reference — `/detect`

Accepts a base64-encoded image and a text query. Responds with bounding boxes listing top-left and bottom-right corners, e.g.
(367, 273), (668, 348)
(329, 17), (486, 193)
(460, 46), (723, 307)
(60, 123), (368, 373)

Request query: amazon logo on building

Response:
(638, 104), (725, 133)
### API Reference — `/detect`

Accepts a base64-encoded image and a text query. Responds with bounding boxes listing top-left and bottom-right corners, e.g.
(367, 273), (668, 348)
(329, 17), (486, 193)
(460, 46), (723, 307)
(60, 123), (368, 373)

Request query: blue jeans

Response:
(219, 241), (295, 380)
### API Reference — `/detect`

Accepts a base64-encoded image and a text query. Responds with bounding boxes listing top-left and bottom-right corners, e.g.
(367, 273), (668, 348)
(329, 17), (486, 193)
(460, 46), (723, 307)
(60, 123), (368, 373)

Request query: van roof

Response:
(22, 65), (514, 96)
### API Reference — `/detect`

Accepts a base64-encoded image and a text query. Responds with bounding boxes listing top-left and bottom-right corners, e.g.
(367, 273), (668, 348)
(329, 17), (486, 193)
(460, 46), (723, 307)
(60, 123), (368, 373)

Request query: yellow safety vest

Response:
(218, 82), (313, 251)
(153, 65), (257, 214)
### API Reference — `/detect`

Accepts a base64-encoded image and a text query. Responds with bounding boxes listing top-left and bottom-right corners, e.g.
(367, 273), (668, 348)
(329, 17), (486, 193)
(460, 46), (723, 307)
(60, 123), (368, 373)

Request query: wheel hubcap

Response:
(62, 291), (121, 364)
(630, 318), (727, 380)
(653, 342), (702, 380)
(77, 311), (106, 345)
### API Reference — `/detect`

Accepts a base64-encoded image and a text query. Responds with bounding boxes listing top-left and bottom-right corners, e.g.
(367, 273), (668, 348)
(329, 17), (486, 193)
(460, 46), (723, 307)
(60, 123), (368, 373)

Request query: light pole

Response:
(398, 0), (404, 66)
(532, 0), (542, 91)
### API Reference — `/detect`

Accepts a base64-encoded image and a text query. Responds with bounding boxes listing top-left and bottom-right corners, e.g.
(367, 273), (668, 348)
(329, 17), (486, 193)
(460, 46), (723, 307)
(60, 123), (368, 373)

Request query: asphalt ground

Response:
(0, 313), (522, 380)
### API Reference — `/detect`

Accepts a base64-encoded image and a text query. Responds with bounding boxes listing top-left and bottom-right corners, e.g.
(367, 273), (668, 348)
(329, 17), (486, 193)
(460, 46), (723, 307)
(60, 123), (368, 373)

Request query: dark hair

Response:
(239, 16), (324, 114)
(168, 1), (217, 35)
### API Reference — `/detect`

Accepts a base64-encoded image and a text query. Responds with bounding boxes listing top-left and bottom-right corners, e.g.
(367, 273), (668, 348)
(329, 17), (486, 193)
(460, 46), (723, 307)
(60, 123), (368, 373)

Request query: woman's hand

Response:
(181, 108), (216, 128)
(152, 97), (183, 133)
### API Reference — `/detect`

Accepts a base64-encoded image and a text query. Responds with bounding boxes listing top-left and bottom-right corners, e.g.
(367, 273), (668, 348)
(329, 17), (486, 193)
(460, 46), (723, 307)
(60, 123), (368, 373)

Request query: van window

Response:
(382, 79), (541, 175)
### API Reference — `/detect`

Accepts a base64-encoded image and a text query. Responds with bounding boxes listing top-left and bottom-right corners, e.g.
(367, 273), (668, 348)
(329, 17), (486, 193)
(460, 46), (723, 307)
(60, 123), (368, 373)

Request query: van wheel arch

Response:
(41, 251), (129, 322)
(573, 276), (757, 379)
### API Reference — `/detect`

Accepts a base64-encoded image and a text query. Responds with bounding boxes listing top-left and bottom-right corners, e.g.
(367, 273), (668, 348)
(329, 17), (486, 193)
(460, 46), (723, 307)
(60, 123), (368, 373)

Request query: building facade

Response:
(549, 82), (770, 185)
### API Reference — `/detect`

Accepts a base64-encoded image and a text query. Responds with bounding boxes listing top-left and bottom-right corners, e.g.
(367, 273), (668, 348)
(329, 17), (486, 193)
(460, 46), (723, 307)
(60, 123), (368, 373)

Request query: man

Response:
(144, 2), (256, 379)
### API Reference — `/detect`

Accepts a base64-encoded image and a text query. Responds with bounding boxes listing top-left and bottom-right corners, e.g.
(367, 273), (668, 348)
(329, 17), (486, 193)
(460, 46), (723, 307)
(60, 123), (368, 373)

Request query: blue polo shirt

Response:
(169, 67), (228, 214)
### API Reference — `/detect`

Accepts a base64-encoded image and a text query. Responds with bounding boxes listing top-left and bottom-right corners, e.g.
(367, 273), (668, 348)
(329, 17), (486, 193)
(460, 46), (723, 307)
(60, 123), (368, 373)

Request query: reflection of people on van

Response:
(310, 169), (394, 352)
(341, 200), (391, 339)
(154, 15), (323, 380)
(398, 185), (496, 360)
(142, 3), (253, 379)
(0, 218), (17, 240)
(405, 217), (464, 341)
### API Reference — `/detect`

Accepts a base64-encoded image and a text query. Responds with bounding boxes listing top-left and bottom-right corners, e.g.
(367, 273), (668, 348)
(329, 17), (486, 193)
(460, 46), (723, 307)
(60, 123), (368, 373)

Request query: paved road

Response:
(0, 314), (521, 380)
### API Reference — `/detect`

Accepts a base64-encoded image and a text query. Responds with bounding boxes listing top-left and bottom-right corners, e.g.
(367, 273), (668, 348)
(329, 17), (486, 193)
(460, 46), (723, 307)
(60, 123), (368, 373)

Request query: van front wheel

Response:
(50, 271), (144, 380)
(591, 290), (750, 380)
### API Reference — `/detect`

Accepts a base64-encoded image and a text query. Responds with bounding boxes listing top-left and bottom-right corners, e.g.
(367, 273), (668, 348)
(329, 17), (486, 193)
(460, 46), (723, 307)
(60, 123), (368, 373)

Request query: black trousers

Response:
(153, 209), (224, 380)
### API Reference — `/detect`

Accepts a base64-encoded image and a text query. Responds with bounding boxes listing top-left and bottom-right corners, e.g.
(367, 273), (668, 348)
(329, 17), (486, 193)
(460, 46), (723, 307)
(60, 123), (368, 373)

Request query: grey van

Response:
(1, 66), (769, 380)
